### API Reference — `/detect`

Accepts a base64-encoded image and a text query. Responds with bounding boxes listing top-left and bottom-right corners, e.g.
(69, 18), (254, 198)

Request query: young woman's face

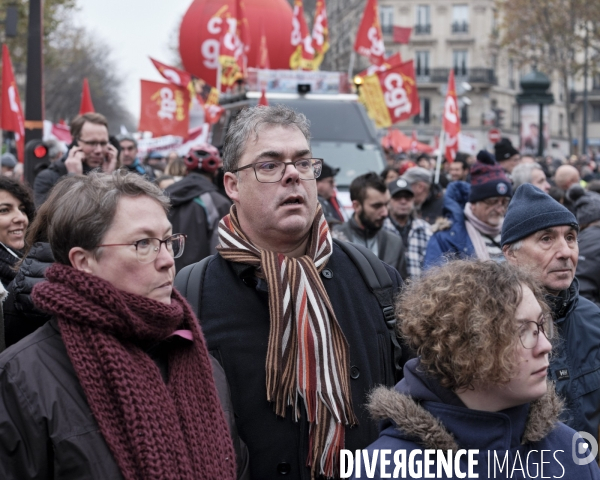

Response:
(0, 191), (29, 250)
(486, 285), (552, 409)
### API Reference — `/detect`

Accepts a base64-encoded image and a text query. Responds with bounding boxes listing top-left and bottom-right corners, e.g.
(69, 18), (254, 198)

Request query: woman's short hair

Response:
(398, 260), (550, 391)
(48, 171), (169, 266)
(0, 177), (35, 224)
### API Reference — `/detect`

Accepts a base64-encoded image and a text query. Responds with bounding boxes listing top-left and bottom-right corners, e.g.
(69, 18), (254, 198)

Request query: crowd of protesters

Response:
(0, 106), (600, 479)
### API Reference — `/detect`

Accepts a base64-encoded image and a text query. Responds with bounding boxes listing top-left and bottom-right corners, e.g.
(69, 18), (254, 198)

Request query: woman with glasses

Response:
(0, 171), (248, 479)
(353, 260), (600, 479)
(424, 150), (513, 269)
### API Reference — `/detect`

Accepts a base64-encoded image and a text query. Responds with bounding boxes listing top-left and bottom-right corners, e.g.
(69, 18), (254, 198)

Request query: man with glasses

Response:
(187, 104), (404, 480)
(33, 113), (118, 206)
(502, 183), (600, 444)
(424, 150), (512, 268)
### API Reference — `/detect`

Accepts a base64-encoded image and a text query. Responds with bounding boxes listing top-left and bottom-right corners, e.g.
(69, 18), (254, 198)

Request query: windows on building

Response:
(415, 51), (430, 77)
(509, 60), (515, 90)
(592, 104), (600, 123)
(380, 5), (394, 34)
(453, 50), (468, 76)
(413, 98), (430, 124)
(452, 5), (469, 33)
(461, 104), (469, 125)
(415, 5), (431, 34)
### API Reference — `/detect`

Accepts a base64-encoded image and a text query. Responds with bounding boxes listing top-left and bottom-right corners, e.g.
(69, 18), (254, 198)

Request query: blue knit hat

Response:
(469, 150), (512, 203)
(501, 183), (578, 248)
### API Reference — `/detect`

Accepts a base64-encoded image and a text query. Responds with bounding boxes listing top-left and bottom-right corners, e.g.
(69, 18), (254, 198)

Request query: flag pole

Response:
(348, 51), (356, 82)
(216, 61), (222, 95)
(434, 126), (445, 185)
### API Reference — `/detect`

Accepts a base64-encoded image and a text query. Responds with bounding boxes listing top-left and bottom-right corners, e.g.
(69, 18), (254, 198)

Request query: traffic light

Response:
(24, 139), (49, 186)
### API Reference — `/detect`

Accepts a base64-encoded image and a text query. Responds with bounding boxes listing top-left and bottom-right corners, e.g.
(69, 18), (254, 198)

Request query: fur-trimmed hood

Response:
(368, 359), (563, 452)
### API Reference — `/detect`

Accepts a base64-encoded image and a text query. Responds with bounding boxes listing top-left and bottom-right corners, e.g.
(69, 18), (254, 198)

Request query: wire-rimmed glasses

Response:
(97, 233), (186, 264)
(231, 158), (323, 183)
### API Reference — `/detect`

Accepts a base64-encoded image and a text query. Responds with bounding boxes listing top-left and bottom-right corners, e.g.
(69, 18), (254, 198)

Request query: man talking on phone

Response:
(33, 113), (118, 206)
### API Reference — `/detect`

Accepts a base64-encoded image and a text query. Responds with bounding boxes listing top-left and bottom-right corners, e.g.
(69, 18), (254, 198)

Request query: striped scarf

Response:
(218, 204), (357, 478)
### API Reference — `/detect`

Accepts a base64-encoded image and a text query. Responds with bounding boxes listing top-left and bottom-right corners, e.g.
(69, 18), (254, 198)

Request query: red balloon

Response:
(179, 0), (294, 88)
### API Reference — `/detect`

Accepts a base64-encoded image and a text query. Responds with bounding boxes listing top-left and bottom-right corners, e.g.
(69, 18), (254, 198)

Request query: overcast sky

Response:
(77, 0), (194, 123)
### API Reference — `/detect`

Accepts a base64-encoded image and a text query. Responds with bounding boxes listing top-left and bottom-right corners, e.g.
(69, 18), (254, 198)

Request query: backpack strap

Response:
(174, 255), (213, 318)
(332, 238), (403, 380)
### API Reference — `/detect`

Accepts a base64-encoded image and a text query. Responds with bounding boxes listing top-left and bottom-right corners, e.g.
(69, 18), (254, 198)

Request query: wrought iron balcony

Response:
(414, 24), (431, 35)
(452, 21), (469, 33)
(430, 68), (497, 85)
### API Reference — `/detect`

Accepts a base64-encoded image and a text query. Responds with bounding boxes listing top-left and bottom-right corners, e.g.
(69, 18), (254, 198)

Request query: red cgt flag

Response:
(359, 60), (420, 128)
(443, 70), (461, 162)
(1, 45), (25, 163)
(258, 24), (270, 69)
(393, 26), (412, 44)
(311, 0), (329, 70)
(79, 78), (95, 115)
(289, 0), (314, 70)
(139, 80), (190, 137)
(150, 58), (192, 88)
(357, 52), (402, 78)
(354, 0), (385, 66)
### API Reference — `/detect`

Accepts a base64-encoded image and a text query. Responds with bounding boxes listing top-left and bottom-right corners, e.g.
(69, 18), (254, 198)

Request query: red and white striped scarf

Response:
(217, 204), (357, 478)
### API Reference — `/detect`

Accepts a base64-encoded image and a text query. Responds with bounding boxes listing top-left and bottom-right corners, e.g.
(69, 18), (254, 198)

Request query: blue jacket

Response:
(423, 181), (474, 270)
(352, 359), (600, 479)
(550, 278), (600, 441)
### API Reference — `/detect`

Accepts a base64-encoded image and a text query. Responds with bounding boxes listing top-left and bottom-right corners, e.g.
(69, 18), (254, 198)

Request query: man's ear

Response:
(352, 199), (361, 214)
(68, 247), (96, 274)
(502, 245), (517, 264)
(223, 172), (240, 203)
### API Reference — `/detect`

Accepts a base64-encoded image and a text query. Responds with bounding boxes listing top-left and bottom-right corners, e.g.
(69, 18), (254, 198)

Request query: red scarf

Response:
(218, 204), (357, 479)
(32, 263), (236, 480)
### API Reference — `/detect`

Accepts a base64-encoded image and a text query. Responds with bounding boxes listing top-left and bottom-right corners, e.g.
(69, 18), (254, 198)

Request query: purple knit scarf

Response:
(32, 263), (237, 480)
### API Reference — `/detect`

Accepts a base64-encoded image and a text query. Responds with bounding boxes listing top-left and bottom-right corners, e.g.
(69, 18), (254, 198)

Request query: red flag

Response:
(258, 88), (269, 106)
(150, 58), (192, 88)
(289, 0), (314, 70)
(354, 0), (385, 66)
(311, 0), (329, 70)
(357, 52), (402, 78)
(443, 70), (461, 162)
(1, 45), (25, 163)
(393, 26), (412, 44)
(204, 103), (225, 125)
(258, 24), (270, 69)
(236, 0), (250, 54)
(79, 78), (95, 115)
(139, 80), (190, 137)
(358, 60), (420, 128)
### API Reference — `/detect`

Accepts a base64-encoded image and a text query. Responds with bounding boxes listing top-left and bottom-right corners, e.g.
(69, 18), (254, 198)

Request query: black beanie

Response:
(494, 137), (519, 161)
(567, 184), (600, 228)
(469, 150), (512, 203)
(501, 183), (578, 248)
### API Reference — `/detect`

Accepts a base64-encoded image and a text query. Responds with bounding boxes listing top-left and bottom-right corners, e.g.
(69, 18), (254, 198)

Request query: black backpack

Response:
(174, 239), (403, 380)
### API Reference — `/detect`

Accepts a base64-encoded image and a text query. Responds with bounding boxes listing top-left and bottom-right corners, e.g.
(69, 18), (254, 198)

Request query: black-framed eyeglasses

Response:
(97, 233), (186, 264)
(518, 316), (554, 349)
(231, 158), (323, 183)
(78, 138), (109, 148)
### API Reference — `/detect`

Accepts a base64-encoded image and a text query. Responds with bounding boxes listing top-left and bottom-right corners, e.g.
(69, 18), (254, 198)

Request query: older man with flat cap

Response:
(502, 183), (600, 443)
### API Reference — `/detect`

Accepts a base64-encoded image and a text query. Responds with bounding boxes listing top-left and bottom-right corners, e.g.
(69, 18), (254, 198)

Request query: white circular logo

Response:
(396, 179), (408, 188)
(496, 182), (508, 195)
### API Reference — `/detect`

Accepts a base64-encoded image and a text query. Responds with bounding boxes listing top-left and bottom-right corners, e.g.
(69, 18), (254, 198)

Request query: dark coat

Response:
(549, 278), (600, 441)
(165, 172), (231, 271)
(352, 359), (600, 479)
(576, 224), (600, 307)
(4, 242), (53, 348)
(0, 243), (19, 288)
(423, 181), (474, 269)
(32, 156), (95, 207)
(197, 244), (403, 480)
(332, 218), (408, 279)
(420, 182), (445, 224)
(0, 319), (250, 480)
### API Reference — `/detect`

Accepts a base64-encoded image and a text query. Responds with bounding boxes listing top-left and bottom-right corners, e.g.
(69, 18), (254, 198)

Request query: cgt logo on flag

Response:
(139, 80), (190, 137)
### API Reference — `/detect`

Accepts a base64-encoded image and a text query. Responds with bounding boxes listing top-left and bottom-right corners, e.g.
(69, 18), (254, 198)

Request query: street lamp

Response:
(516, 68), (553, 157)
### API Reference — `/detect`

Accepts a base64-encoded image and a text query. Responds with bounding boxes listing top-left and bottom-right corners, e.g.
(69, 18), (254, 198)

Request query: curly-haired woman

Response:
(352, 260), (600, 479)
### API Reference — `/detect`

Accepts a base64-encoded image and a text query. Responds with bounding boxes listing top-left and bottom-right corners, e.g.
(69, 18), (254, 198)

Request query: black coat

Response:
(165, 172), (231, 271)
(4, 242), (53, 348)
(0, 319), (249, 480)
(198, 244), (403, 480)
(576, 224), (600, 307)
(0, 243), (19, 288)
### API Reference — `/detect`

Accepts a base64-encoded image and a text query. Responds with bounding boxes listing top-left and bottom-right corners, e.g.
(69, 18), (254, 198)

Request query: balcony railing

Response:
(452, 21), (469, 33)
(414, 24), (431, 35)
(381, 24), (393, 35)
(430, 68), (497, 85)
